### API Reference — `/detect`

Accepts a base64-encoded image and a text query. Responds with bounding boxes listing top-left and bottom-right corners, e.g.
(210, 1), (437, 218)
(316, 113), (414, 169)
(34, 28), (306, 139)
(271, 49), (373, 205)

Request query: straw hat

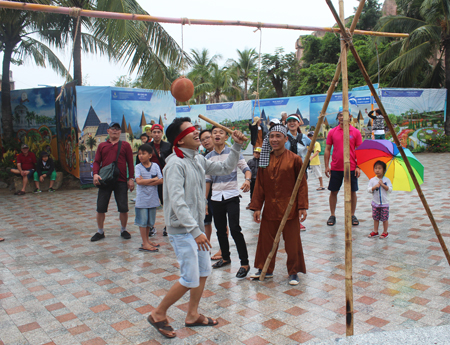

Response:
(252, 116), (261, 126)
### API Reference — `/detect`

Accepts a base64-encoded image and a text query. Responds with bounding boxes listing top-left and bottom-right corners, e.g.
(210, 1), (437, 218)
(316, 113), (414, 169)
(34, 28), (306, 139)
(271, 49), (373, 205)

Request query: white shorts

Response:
(310, 165), (322, 178)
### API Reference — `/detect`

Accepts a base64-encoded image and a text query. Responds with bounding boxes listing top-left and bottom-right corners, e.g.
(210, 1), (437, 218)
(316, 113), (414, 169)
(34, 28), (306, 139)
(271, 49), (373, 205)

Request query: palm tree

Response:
(0, 0), (68, 141)
(208, 64), (235, 103)
(229, 48), (258, 100)
(86, 136), (97, 161)
(79, 143), (86, 160)
(187, 48), (222, 103)
(43, 0), (187, 89)
(375, 0), (450, 134)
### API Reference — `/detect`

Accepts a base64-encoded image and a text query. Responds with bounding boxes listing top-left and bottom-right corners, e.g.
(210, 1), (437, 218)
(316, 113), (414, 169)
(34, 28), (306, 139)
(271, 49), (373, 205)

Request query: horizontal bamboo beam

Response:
(0, 0), (409, 38)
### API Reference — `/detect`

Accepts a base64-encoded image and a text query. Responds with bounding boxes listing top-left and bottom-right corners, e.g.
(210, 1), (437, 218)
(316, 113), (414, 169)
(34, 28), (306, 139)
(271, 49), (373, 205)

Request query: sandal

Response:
(14, 191), (25, 195)
(148, 314), (176, 338)
(352, 215), (359, 226)
(368, 232), (379, 238)
(317, 187), (326, 191)
(327, 215), (336, 226)
(380, 233), (389, 239)
(185, 314), (218, 327)
(211, 253), (222, 261)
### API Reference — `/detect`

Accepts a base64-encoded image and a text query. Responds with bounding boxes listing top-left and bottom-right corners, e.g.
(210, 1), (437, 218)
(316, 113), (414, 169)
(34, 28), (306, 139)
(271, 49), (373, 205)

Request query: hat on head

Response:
(21, 144), (29, 149)
(151, 124), (163, 132)
(253, 147), (262, 153)
(41, 151), (49, 158)
(259, 124), (288, 169)
(307, 131), (314, 137)
(144, 125), (152, 131)
(109, 122), (121, 129)
(269, 119), (280, 125)
(252, 116), (261, 126)
(286, 114), (300, 122)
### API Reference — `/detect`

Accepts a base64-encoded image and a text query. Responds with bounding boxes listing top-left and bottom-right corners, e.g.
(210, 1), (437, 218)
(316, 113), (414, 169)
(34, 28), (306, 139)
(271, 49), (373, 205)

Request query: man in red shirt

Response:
(324, 110), (362, 227)
(91, 122), (135, 242)
(11, 144), (37, 195)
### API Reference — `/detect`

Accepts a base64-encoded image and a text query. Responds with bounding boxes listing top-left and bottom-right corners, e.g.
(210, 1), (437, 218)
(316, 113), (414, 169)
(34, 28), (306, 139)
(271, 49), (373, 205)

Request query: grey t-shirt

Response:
(135, 163), (162, 209)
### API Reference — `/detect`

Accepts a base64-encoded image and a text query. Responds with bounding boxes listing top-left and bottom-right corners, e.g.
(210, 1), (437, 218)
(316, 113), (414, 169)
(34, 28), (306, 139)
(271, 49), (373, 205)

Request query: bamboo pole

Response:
(198, 114), (248, 141)
(339, 0), (353, 337)
(326, 0), (450, 268)
(259, 61), (342, 281)
(0, 0), (409, 38)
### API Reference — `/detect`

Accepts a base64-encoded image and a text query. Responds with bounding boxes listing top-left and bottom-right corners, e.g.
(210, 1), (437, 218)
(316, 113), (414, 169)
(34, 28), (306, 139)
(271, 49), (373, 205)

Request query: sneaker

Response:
(250, 269), (273, 279)
(289, 274), (300, 285)
(130, 198), (136, 203)
(300, 223), (306, 231)
(149, 227), (156, 237)
(48, 188), (55, 192)
(121, 230), (131, 239)
(91, 232), (105, 242)
(33, 188), (42, 193)
(163, 227), (167, 236)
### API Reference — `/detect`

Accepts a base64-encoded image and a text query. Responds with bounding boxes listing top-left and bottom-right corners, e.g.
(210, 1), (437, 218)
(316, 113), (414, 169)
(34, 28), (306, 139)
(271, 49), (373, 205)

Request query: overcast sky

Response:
(5, 0), (360, 90)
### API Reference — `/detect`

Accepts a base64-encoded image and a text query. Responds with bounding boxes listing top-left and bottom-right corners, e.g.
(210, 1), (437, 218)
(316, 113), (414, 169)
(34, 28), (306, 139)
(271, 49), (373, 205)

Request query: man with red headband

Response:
(148, 123), (172, 236)
(148, 117), (246, 339)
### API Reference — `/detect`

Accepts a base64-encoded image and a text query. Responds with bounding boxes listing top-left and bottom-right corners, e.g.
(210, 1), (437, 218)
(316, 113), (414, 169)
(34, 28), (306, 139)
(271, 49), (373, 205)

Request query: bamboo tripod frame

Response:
(0, 0), (448, 339)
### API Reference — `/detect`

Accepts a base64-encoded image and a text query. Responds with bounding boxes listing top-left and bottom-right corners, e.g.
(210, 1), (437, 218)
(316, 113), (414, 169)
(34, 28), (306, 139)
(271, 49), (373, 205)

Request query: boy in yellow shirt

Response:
(307, 132), (325, 190)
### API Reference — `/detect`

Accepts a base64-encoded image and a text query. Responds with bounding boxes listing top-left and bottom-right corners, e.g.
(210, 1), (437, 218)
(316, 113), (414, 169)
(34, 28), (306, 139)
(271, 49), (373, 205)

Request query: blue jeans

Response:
(169, 233), (211, 288)
(134, 207), (156, 228)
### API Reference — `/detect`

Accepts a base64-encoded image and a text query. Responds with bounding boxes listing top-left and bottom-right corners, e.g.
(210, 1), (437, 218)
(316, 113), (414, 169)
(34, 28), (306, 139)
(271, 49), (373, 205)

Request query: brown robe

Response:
(249, 149), (309, 275)
(254, 129), (264, 149)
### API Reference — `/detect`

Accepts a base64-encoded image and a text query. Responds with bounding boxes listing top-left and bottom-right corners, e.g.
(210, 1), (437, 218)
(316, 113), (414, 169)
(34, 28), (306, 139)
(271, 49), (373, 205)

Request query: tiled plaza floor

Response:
(1, 153), (450, 345)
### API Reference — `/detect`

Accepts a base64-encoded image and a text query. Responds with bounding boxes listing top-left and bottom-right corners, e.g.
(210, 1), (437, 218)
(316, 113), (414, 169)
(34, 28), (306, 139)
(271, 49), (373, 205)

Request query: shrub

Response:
(426, 135), (450, 153)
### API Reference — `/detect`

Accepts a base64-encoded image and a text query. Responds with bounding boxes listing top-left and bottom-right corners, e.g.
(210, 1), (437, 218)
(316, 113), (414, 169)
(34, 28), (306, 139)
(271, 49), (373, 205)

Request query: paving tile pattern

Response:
(1, 153), (450, 344)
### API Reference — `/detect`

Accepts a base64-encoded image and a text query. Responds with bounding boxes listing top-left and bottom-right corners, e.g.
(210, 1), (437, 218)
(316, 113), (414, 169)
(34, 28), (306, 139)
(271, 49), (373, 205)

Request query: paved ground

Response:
(1, 153), (450, 345)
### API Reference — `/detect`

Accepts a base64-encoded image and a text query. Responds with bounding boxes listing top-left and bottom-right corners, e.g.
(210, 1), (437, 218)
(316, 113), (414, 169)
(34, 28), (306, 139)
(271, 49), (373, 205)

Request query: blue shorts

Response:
(328, 170), (359, 192)
(169, 233), (211, 288)
(134, 207), (156, 228)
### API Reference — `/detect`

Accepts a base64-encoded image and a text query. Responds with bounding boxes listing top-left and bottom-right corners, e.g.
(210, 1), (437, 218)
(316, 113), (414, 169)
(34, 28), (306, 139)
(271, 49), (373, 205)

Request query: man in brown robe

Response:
(249, 124), (308, 285)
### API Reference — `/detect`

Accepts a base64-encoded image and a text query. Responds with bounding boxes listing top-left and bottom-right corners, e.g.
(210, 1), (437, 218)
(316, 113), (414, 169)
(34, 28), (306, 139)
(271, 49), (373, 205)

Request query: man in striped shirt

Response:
(205, 126), (252, 278)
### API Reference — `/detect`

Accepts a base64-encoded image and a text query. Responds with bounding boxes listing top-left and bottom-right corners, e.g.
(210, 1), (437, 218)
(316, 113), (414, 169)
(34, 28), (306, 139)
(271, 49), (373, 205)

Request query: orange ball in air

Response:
(171, 76), (194, 102)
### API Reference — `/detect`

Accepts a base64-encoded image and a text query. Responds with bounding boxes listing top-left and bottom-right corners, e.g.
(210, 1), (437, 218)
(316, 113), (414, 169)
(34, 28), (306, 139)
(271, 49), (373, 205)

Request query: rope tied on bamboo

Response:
(181, 17), (191, 26)
(68, 7), (82, 18)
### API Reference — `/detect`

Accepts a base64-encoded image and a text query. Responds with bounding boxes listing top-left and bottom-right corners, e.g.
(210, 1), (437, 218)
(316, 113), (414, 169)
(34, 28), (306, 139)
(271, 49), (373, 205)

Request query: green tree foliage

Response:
(355, 0), (383, 30)
(0, 0), (68, 141)
(228, 48), (258, 100)
(375, 0), (450, 134)
(296, 63), (338, 96)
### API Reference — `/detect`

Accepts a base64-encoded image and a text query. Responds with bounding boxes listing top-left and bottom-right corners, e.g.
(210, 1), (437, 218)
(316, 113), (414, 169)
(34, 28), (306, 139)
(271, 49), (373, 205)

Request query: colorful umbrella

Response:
(355, 139), (424, 191)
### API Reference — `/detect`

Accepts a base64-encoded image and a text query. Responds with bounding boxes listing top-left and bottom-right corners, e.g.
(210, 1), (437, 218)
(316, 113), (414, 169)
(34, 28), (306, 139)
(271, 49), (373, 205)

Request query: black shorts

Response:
(328, 170), (359, 192)
(97, 182), (129, 213)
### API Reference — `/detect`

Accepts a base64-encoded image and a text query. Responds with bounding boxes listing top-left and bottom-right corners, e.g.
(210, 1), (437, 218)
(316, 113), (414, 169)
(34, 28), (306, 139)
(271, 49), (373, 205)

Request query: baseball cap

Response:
(21, 144), (29, 149)
(151, 124), (163, 132)
(41, 151), (49, 157)
(307, 131), (314, 137)
(269, 119), (280, 125)
(254, 147), (262, 153)
(252, 116), (260, 126)
(109, 122), (121, 129)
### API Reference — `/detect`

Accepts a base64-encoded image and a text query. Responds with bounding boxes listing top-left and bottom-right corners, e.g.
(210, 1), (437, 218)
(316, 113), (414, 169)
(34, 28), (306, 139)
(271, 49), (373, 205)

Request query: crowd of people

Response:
(2, 108), (393, 339)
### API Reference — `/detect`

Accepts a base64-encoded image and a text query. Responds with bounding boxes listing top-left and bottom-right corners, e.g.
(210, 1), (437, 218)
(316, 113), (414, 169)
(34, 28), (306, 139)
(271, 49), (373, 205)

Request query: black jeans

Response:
(212, 196), (249, 266)
(249, 179), (256, 201)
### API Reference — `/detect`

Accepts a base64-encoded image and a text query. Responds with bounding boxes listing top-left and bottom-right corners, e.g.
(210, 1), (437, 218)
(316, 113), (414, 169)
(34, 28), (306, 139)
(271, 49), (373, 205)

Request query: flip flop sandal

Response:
(316, 187), (326, 191)
(0, 238), (5, 242)
(148, 315), (176, 338)
(327, 215), (336, 226)
(352, 215), (359, 226)
(380, 233), (389, 239)
(139, 247), (158, 253)
(211, 254), (222, 261)
(185, 314), (218, 327)
(368, 232), (379, 238)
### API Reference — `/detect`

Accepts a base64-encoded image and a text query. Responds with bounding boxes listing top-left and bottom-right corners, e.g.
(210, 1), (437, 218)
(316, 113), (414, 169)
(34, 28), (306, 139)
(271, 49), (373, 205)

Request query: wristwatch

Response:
(245, 178), (251, 182)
